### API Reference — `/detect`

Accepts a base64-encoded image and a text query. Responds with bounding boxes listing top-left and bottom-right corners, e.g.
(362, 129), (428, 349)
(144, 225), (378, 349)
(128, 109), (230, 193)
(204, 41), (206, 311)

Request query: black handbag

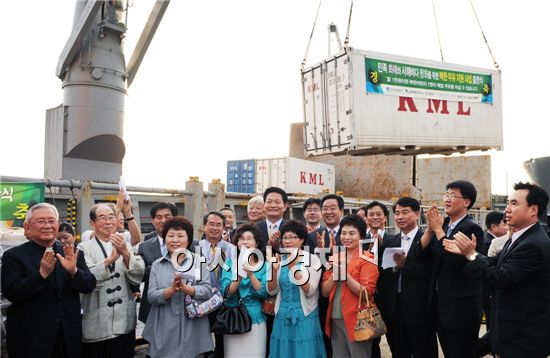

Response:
(211, 299), (252, 335)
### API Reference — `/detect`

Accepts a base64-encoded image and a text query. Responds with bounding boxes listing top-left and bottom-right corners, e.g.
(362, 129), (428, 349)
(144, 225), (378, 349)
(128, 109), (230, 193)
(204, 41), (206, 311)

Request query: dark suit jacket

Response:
(143, 231), (157, 241)
(1, 240), (96, 358)
(256, 219), (287, 251)
(137, 235), (163, 323)
(464, 223), (550, 357)
(377, 229), (434, 325)
(429, 215), (484, 329)
(306, 226), (342, 254)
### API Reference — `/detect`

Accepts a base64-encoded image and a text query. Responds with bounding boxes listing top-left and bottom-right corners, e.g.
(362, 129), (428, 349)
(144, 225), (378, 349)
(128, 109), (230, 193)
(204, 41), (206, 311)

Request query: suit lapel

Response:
(406, 230), (423, 258)
(500, 224), (539, 262)
(497, 238), (512, 267)
(449, 216), (469, 238)
(259, 221), (268, 243)
(151, 236), (162, 259)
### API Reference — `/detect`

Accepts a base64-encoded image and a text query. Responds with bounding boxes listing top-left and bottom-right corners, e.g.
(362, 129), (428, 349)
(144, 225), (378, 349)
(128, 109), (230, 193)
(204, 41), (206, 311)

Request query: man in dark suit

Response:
(255, 187), (288, 357)
(482, 211), (507, 256)
(480, 212), (507, 330)
(445, 182), (550, 358)
(364, 201), (391, 262)
(256, 186), (288, 251)
(377, 197), (437, 358)
(364, 200), (391, 358)
(137, 202), (177, 323)
(308, 194), (344, 250)
(1, 203), (96, 358)
(307, 194), (345, 357)
(421, 180), (484, 358)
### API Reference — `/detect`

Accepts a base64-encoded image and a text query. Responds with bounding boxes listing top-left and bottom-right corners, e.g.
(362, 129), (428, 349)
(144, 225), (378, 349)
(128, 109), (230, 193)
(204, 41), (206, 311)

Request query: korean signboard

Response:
(0, 182), (45, 226)
(366, 57), (493, 104)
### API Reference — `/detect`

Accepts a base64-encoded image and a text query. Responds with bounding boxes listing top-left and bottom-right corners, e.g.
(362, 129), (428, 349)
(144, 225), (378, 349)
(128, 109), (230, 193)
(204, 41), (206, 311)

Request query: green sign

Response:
(0, 182), (45, 222)
(366, 57), (493, 104)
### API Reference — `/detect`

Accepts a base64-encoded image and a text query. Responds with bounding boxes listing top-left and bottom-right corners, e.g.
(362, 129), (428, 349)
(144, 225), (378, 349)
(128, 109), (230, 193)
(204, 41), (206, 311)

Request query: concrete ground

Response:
(134, 324), (491, 357)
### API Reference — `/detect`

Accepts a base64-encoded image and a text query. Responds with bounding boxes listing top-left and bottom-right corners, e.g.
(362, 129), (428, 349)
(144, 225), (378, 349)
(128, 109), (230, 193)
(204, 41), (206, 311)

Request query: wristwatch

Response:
(467, 252), (478, 262)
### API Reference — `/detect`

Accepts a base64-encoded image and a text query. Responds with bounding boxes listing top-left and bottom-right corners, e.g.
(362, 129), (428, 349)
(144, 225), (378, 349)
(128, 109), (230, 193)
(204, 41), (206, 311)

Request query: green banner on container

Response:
(0, 182), (45, 222)
(365, 57), (493, 104)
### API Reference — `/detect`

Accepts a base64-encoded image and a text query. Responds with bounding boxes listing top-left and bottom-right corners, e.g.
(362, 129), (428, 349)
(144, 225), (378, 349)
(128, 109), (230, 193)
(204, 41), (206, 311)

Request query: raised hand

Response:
(427, 204), (445, 239)
(39, 249), (57, 279)
(172, 274), (183, 291)
(452, 232), (477, 256)
(105, 245), (120, 267)
(329, 230), (336, 250)
(111, 233), (128, 256)
(116, 188), (133, 218)
(272, 253), (281, 272)
(268, 231), (281, 251)
(442, 239), (461, 255)
(56, 244), (78, 276)
(316, 230), (326, 249)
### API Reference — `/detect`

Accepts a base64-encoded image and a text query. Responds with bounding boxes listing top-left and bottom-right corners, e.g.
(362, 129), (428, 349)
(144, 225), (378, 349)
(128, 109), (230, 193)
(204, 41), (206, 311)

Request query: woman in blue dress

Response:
(267, 220), (326, 358)
(221, 223), (268, 358)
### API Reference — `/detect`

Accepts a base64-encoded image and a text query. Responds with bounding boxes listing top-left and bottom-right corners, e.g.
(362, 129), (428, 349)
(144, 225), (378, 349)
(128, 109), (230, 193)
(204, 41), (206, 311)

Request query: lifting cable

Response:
(431, 0), (445, 62)
(47, 182), (57, 208)
(344, 0), (353, 49)
(469, 0), (499, 69)
(301, 0), (323, 70)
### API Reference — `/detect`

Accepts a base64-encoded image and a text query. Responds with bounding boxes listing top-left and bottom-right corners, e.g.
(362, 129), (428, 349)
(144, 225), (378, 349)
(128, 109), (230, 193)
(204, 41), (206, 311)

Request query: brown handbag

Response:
(354, 287), (387, 341)
(262, 295), (276, 316)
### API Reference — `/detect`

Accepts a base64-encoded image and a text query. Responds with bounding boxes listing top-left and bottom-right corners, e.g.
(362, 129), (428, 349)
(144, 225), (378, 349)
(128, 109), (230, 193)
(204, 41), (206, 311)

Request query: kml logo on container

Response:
(300, 171), (325, 185)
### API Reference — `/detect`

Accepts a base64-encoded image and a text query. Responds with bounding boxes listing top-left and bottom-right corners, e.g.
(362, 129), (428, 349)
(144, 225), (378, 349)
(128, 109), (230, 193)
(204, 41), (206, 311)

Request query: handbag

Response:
(354, 286), (387, 341)
(261, 295), (276, 316)
(184, 286), (224, 319)
(211, 299), (252, 335)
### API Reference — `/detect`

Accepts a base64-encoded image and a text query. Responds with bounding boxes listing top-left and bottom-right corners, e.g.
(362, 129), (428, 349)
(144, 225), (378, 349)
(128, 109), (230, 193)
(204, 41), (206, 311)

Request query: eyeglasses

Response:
(96, 215), (116, 223)
(282, 235), (300, 241)
(31, 219), (58, 226)
(321, 206), (340, 212)
(443, 193), (465, 200)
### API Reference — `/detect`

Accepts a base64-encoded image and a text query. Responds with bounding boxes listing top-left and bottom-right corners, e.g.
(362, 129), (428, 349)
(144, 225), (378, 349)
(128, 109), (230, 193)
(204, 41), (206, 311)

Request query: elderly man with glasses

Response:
(1, 202), (96, 358)
(78, 203), (145, 358)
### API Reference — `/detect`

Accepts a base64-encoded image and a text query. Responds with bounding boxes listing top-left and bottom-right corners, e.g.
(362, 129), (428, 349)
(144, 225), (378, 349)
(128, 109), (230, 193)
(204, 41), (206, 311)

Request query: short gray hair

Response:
(25, 203), (59, 222)
(247, 195), (264, 210)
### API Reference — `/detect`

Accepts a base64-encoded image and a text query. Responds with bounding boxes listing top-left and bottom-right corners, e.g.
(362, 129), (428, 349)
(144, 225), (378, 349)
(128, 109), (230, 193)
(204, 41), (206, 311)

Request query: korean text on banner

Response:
(365, 57), (493, 104)
(0, 182), (46, 223)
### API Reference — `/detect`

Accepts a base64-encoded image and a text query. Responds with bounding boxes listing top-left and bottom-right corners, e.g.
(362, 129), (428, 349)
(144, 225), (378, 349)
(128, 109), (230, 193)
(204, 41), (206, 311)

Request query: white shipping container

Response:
(302, 49), (503, 156)
(255, 157), (335, 195)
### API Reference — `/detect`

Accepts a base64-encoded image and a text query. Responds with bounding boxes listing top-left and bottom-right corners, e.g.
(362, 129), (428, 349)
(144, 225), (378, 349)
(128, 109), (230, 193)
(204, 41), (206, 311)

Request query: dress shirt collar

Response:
(402, 226), (419, 241)
(266, 218), (283, 230)
(511, 223), (536, 244)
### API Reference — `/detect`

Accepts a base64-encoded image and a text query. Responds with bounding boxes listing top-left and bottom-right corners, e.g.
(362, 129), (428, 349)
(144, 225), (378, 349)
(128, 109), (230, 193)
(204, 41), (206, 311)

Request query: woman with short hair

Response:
(221, 223), (268, 357)
(268, 220), (326, 358)
(321, 214), (379, 357)
(142, 216), (214, 358)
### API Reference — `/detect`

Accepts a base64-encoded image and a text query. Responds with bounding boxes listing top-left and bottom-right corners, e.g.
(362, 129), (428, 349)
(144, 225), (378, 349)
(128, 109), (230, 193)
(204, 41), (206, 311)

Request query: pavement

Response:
(134, 324), (490, 357)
